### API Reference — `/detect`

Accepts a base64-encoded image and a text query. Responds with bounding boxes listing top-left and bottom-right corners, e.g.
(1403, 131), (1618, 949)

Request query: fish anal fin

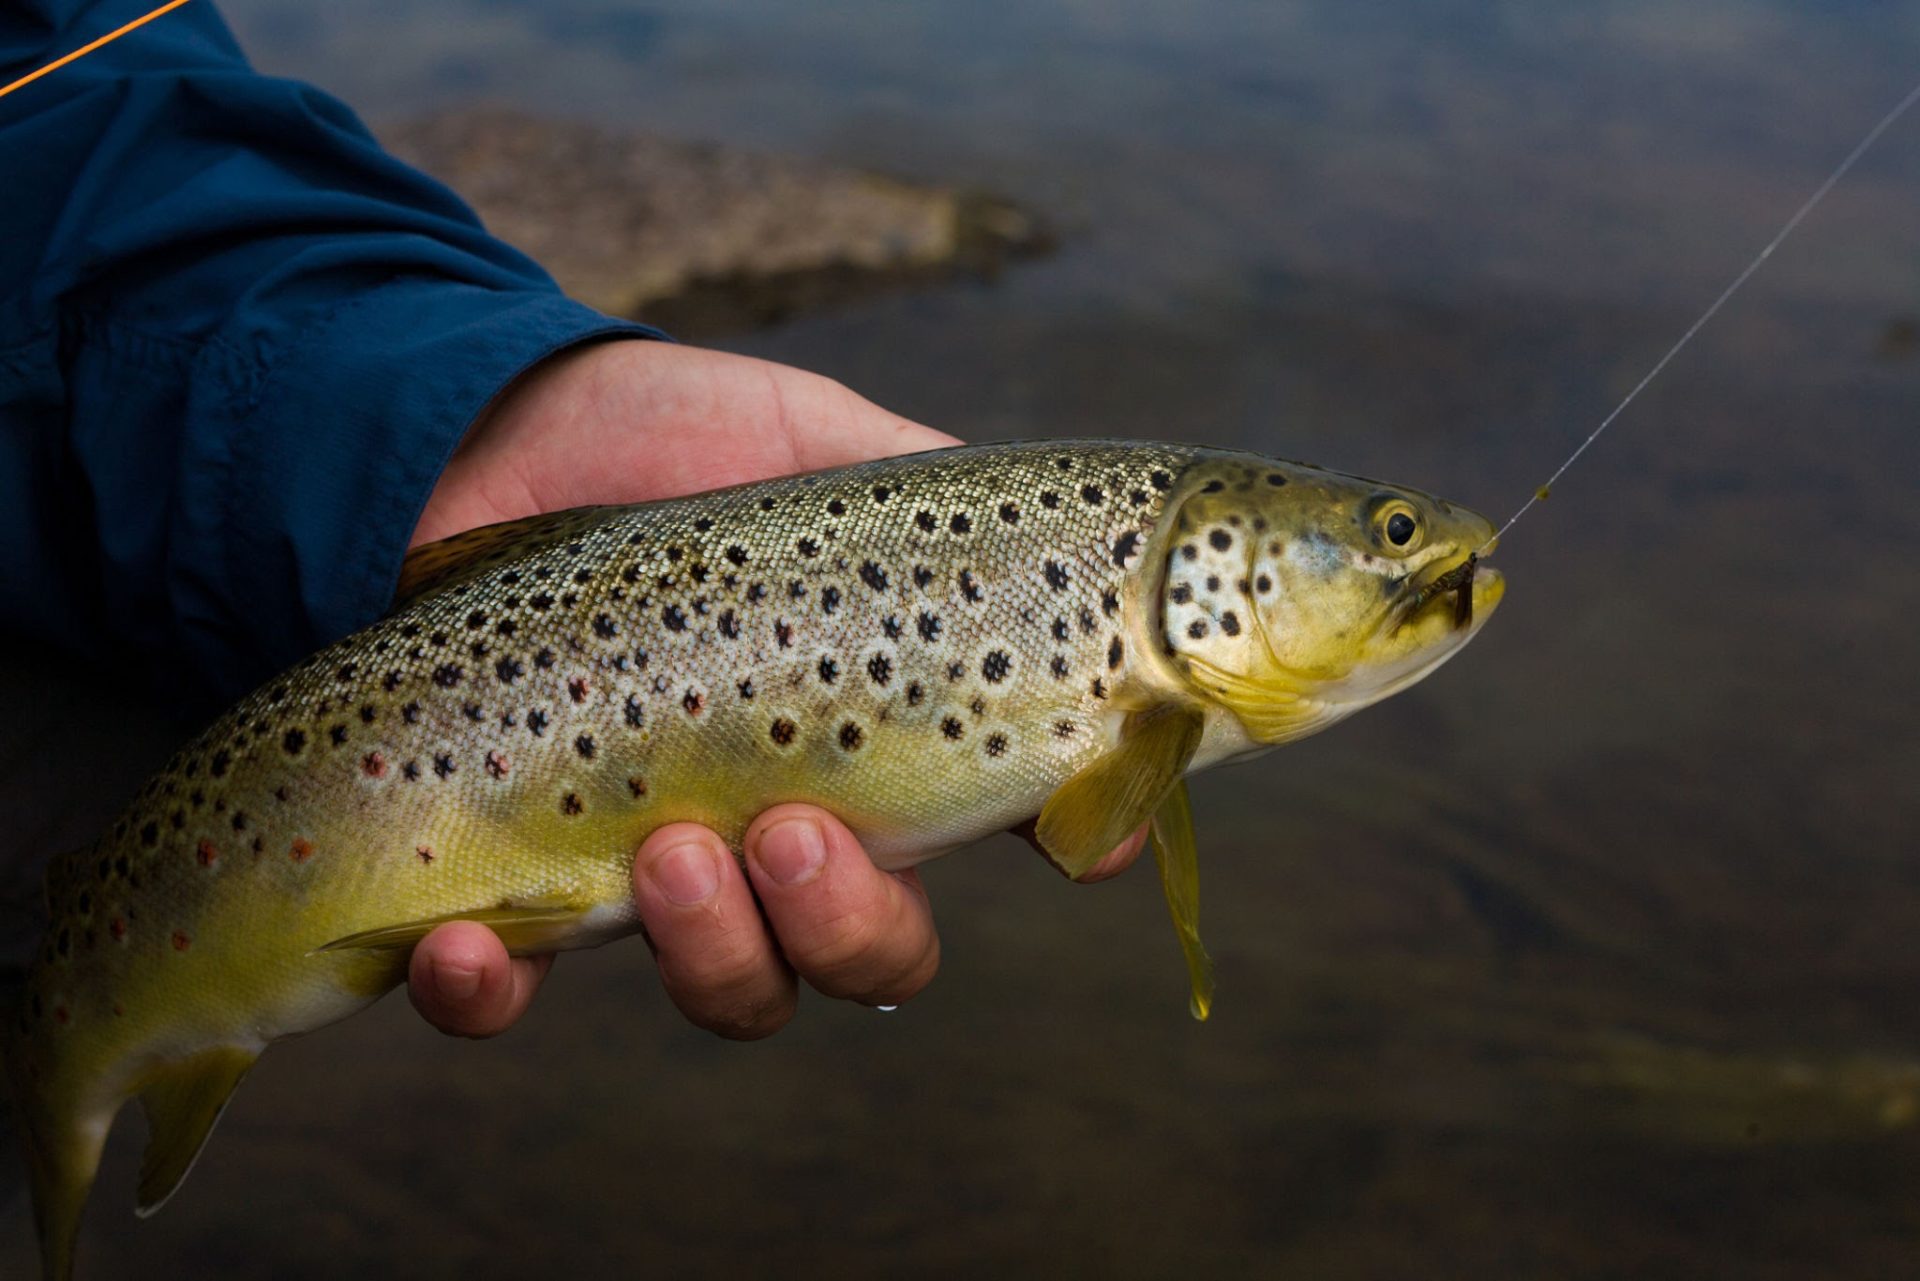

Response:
(134, 1045), (257, 1218)
(1035, 705), (1204, 880)
(396, 508), (611, 606)
(314, 903), (589, 957)
(1150, 778), (1215, 1021)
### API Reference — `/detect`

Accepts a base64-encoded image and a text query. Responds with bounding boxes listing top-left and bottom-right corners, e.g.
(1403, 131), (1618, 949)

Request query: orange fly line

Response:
(0, 0), (195, 101)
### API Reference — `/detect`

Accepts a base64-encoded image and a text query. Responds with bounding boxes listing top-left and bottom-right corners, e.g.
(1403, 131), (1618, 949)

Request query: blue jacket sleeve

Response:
(0, 0), (666, 712)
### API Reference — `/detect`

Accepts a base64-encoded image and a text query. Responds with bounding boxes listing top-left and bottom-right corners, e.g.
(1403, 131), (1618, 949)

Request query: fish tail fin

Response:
(4, 1048), (110, 1281)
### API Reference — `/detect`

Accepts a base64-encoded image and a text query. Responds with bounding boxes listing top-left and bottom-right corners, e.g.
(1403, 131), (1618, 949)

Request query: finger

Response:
(408, 920), (554, 1039)
(632, 823), (799, 1039)
(1012, 819), (1151, 883)
(744, 805), (940, 1006)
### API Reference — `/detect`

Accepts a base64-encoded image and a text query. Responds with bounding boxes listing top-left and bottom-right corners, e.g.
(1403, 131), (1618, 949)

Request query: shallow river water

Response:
(5, 2), (1920, 1277)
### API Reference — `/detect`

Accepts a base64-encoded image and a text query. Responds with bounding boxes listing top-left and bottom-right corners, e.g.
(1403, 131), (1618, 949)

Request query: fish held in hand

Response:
(4, 439), (1502, 1277)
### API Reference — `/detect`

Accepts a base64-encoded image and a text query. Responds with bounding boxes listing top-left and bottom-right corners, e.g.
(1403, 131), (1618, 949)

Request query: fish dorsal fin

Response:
(1150, 778), (1215, 1021)
(313, 902), (590, 956)
(394, 507), (616, 607)
(134, 1045), (258, 1217)
(1035, 704), (1204, 880)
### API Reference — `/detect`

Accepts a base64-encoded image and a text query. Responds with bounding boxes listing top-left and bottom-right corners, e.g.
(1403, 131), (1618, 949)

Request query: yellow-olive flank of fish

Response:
(5, 440), (1503, 1280)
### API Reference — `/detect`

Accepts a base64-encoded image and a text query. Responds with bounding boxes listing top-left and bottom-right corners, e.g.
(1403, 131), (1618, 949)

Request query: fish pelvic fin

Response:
(134, 1045), (258, 1218)
(313, 901), (592, 956)
(1035, 704), (1204, 880)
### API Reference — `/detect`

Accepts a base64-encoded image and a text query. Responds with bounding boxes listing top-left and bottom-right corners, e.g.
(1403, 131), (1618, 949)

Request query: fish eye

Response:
(1374, 501), (1422, 552)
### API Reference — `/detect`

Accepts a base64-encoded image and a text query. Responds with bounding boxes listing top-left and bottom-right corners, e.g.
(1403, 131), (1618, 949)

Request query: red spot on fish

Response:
(485, 750), (510, 778)
(415, 845), (435, 864)
(112, 1002), (125, 1017)
(171, 931), (191, 952)
(53, 1006), (68, 1025)
(568, 676), (591, 703)
(290, 838), (314, 863)
(109, 917), (127, 942)
(362, 751), (387, 778)
(196, 839), (218, 867)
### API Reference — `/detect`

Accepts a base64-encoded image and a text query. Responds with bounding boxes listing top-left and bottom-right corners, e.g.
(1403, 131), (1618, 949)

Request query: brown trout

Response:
(5, 439), (1503, 1278)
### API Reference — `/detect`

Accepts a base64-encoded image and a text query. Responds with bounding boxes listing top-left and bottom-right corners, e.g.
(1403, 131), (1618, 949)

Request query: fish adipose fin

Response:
(314, 902), (590, 956)
(1150, 778), (1215, 1021)
(135, 1046), (258, 1218)
(1035, 705), (1204, 880)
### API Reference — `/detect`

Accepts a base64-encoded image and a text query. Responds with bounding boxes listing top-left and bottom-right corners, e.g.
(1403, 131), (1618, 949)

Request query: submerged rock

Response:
(379, 107), (1052, 339)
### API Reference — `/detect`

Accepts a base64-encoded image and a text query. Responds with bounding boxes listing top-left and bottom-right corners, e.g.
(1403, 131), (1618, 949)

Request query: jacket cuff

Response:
(179, 283), (664, 695)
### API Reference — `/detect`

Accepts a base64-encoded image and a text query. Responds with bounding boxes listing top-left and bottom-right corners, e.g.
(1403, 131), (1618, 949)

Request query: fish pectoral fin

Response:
(134, 1045), (258, 1217)
(1151, 778), (1215, 1022)
(1035, 704), (1205, 880)
(313, 901), (591, 956)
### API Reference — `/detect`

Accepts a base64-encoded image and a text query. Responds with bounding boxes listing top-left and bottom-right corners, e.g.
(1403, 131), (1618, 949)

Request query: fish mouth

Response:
(1394, 550), (1504, 633)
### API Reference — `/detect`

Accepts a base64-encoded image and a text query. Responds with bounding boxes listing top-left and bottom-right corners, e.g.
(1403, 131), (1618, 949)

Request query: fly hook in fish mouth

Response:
(1404, 553), (1479, 629)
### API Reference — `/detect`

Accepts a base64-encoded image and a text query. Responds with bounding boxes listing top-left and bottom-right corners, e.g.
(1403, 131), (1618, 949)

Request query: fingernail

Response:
(756, 818), (827, 886)
(650, 841), (720, 905)
(434, 957), (481, 1002)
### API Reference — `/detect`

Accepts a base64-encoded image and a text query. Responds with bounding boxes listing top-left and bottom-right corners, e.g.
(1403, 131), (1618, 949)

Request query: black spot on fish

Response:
(760, 496), (777, 512)
(496, 618), (519, 637)
(999, 502), (1020, 524)
(561, 793), (584, 817)
(859, 561), (889, 592)
(882, 614), (904, 640)
(433, 754), (455, 779)
(1081, 484), (1104, 506)
(528, 708), (550, 736)
(662, 604), (686, 632)
(575, 734), (595, 759)
(383, 671), (403, 693)
(282, 729), (306, 755)
(694, 516), (714, 532)
(1054, 720), (1076, 738)
(1079, 608), (1098, 634)
(982, 651), (1012, 682)
(719, 609), (740, 639)
(683, 688), (705, 716)
(1107, 637), (1123, 669)
(593, 614), (619, 639)
(738, 678), (755, 700)
(1112, 532), (1139, 566)
(912, 566), (935, 590)
(1221, 611), (1241, 636)
(827, 498), (846, 516)
(822, 586), (841, 614)
(1101, 590), (1119, 616)
(139, 821), (159, 847)
(1256, 574), (1273, 594)
(666, 546), (684, 563)
(950, 512), (972, 535)
(1130, 488), (1149, 506)
(873, 485), (891, 503)
(915, 511), (937, 533)
(1203, 480), (1224, 493)
(529, 592), (555, 611)
(535, 648), (556, 669)
(918, 611), (942, 642)
(789, 580), (807, 601)
(1151, 470), (1172, 490)
(209, 750), (230, 777)
(1040, 490), (1061, 509)
(868, 653), (893, 685)
(770, 717), (797, 746)
(839, 721), (864, 751)
(748, 582), (768, 602)
(1180, 544), (1198, 562)
(819, 656), (840, 684)
(1044, 561), (1070, 591)
(906, 681), (925, 705)
(947, 661), (965, 681)
(432, 664), (462, 688)
(1266, 472), (1287, 486)
(797, 536), (820, 558)
(726, 545), (749, 566)
(776, 620), (794, 648)
(941, 716), (964, 739)
(1188, 619), (1209, 639)
(1051, 617), (1070, 641)
(959, 571), (983, 603)
(985, 733), (1008, 758)
(1209, 530), (1232, 552)
(625, 695), (645, 728)
(1091, 678), (1108, 699)
(1206, 575), (1221, 592)
(1050, 655), (1070, 679)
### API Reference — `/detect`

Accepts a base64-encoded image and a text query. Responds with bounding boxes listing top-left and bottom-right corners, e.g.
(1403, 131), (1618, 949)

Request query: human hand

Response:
(404, 341), (1147, 1038)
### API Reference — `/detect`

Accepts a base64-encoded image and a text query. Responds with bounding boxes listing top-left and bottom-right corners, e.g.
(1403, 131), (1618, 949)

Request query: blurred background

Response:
(6, 1), (1920, 1276)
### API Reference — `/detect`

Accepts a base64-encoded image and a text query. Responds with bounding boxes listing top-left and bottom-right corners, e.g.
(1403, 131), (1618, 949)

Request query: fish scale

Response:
(6, 438), (1506, 1280)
